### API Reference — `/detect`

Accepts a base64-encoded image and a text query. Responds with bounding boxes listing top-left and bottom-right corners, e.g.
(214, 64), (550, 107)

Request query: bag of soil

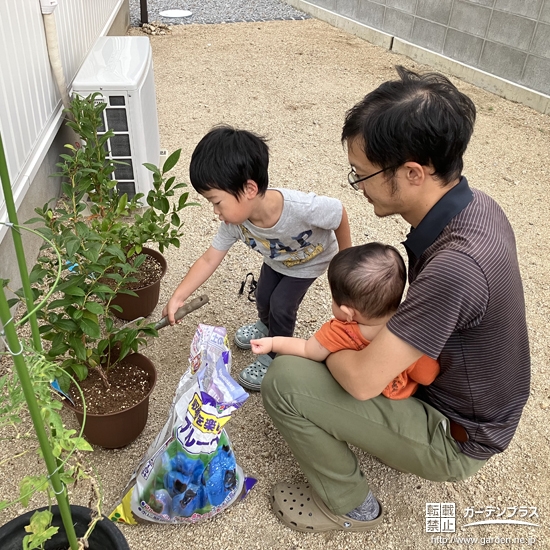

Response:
(110, 324), (254, 524)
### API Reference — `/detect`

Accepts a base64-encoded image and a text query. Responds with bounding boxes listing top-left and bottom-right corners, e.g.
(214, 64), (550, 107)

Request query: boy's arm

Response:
(334, 205), (352, 251)
(162, 246), (228, 324)
(250, 336), (330, 362)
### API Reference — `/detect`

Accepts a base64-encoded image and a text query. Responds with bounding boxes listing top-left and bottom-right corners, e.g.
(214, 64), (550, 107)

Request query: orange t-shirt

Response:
(315, 319), (440, 399)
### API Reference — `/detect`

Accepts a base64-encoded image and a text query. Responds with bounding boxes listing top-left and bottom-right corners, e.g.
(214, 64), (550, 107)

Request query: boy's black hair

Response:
(189, 125), (269, 199)
(328, 243), (406, 319)
(341, 65), (476, 185)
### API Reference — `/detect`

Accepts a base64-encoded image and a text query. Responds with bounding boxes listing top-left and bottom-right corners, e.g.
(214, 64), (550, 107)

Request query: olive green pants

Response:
(262, 356), (486, 516)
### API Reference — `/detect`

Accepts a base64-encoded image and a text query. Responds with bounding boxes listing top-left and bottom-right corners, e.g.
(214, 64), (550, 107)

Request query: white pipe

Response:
(40, 0), (71, 110)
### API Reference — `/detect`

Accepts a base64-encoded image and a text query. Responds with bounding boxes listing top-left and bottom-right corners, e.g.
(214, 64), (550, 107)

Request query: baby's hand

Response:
(250, 337), (272, 355)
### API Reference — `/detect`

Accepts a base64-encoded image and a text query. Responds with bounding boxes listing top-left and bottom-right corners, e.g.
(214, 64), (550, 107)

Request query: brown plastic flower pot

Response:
(65, 353), (157, 448)
(110, 247), (167, 320)
(0, 505), (129, 550)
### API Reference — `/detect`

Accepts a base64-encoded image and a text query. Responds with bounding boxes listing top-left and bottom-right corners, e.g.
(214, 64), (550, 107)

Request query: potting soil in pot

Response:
(110, 324), (256, 524)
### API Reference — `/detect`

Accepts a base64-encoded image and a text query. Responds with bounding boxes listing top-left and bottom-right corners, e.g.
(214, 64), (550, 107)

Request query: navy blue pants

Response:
(255, 263), (316, 348)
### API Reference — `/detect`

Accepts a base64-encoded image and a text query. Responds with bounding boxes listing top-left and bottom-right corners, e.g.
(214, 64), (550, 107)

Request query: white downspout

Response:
(40, 0), (71, 110)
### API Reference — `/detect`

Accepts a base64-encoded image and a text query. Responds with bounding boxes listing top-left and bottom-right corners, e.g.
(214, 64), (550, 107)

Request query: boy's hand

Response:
(250, 337), (273, 355)
(162, 296), (186, 325)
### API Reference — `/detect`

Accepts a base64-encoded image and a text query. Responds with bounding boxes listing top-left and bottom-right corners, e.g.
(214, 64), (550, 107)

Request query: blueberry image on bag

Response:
(164, 470), (190, 497)
(205, 445), (237, 507)
(170, 452), (204, 485)
(172, 484), (208, 517)
(148, 489), (172, 515)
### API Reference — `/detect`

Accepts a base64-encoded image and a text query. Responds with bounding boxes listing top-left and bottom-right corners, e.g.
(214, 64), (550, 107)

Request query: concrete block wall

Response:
(287, 0), (550, 101)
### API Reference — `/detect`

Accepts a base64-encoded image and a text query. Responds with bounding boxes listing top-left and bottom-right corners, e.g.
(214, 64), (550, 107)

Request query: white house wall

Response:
(0, 0), (123, 242)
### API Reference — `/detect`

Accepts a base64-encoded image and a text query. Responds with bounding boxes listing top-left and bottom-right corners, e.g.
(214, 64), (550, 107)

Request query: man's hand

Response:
(251, 337), (273, 355)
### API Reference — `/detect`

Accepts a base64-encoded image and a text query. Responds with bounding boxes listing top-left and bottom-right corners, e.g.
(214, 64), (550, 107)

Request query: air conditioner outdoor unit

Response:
(72, 36), (160, 199)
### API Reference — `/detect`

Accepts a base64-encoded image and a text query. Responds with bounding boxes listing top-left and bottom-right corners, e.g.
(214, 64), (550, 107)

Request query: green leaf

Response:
(177, 192), (189, 210)
(80, 317), (101, 339)
(63, 285), (86, 297)
(75, 438), (94, 451)
(20, 476), (47, 506)
(65, 236), (81, 259)
(81, 246), (99, 263)
(105, 244), (126, 262)
(171, 212), (180, 226)
(68, 307), (84, 320)
(25, 216), (47, 225)
(162, 148), (181, 173)
(164, 176), (175, 191)
(53, 318), (78, 332)
(39, 324), (53, 334)
(49, 343), (69, 357)
(29, 266), (48, 284)
(133, 253), (146, 268)
(84, 301), (104, 315)
(70, 362), (88, 381)
(73, 221), (89, 235)
(93, 283), (116, 294)
(143, 163), (161, 179)
(55, 275), (86, 292)
(68, 335), (87, 361)
(48, 298), (77, 310)
(116, 193), (128, 215)
(160, 196), (170, 214)
(23, 510), (58, 550)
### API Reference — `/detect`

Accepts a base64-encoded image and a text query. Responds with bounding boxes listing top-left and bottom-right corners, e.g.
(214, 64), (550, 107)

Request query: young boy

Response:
(162, 125), (351, 391)
(251, 243), (439, 399)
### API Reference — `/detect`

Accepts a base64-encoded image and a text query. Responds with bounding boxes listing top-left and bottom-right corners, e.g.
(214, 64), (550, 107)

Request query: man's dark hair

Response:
(328, 243), (406, 319)
(189, 125), (269, 198)
(341, 65), (476, 185)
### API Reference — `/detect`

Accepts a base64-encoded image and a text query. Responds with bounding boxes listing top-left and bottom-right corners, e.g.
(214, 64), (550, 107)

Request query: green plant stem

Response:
(0, 288), (79, 550)
(0, 133), (42, 351)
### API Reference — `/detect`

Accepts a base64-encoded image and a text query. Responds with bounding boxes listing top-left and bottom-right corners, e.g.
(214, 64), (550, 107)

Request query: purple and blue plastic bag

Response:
(110, 324), (256, 524)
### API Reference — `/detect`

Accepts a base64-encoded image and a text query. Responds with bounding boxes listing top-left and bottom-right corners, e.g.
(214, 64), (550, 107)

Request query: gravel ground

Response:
(2, 15), (550, 550)
(129, 0), (309, 27)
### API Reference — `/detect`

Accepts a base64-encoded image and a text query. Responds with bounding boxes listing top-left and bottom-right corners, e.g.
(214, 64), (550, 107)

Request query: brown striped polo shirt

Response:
(387, 177), (530, 460)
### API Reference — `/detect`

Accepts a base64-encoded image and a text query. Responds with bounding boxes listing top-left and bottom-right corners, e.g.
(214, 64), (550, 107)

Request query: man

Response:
(261, 66), (530, 533)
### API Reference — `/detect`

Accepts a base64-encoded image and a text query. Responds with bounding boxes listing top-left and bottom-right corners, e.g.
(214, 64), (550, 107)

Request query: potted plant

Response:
(24, 184), (160, 448)
(0, 134), (129, 549)
(0, 316), (129, 550)
(57, 92), (197, 320)
(15, 92), (198, 447)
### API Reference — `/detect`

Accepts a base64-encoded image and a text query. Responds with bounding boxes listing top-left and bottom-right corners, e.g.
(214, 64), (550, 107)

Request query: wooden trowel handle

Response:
(154, 294), (209, 330)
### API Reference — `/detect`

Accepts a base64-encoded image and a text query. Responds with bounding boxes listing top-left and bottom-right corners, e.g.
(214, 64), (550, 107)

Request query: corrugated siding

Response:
(0, 0), (121, 228)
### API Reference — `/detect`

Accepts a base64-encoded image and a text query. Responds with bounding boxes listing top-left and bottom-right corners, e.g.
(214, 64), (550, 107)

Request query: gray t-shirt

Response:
(211, 188), (343, 278)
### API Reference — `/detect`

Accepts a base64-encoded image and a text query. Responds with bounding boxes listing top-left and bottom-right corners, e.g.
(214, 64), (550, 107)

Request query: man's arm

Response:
(334, 206), (352, 250)
(325, 325), (424, 400)
(251, 336), (330, 362)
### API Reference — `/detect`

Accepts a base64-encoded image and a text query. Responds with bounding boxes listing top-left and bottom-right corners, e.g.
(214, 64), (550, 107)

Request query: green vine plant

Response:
(0, 340), (97, 550)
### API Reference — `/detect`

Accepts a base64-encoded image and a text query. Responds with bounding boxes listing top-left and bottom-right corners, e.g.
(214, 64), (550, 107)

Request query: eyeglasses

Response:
(347, 166), (393, 191)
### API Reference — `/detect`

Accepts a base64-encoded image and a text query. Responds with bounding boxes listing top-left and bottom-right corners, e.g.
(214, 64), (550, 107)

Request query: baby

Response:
(251, 242), (439, 399)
